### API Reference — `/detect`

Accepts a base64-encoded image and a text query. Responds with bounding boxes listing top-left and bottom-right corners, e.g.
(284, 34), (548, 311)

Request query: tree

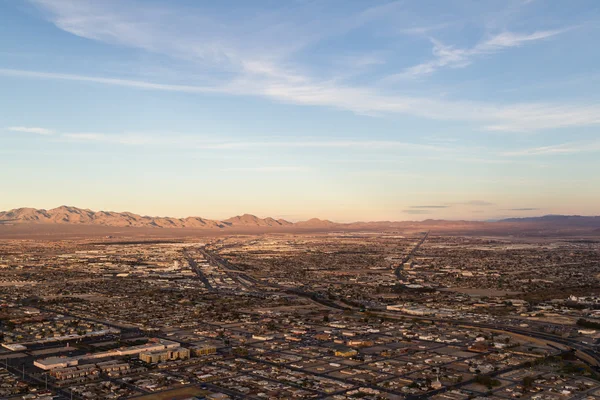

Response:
(2, 320), (15, 331)
(474, 374), (501, 389)
(522, 376), (535, 391)
(577, 318), (600, 329)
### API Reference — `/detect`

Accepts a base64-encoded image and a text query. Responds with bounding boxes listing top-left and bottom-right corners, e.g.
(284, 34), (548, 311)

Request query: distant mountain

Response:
(499, 215), (600, 227)
(0, 206), (308, 229)
(294, 218), (337, 228)
(2, 207), (600, 233)
(222, 214), (293, 227)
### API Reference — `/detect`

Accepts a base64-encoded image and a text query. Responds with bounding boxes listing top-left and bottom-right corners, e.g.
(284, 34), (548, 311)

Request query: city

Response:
(1, 226), (599, 399)
(2, 0), (600, 399)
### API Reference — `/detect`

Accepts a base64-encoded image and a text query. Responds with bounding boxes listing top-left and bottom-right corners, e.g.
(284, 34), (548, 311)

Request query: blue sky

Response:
(1, 0), (599, 221)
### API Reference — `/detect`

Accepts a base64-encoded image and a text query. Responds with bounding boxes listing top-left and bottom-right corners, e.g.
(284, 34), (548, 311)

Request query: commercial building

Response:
(34, 339), (182, 370)
(1, 343), (27, 351)
(193, 344), (217, 356)
(334, 347), (358, 358)
(251, 334), (274, 341)
(139, 348), (190, 363)
(50, 365), (99, 381)
(386, 304), (435, 316)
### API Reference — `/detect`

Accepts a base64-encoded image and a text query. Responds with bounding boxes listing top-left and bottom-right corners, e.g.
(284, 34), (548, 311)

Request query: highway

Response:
(183, 248), (214, 290)
(395, 230), (430, 278)
(373, 311), (600, 368)
(14, 240), (596, 400)
(198, 246), (260, 290)
(200, 241), (600, 370)
(386, 230), (599, 367)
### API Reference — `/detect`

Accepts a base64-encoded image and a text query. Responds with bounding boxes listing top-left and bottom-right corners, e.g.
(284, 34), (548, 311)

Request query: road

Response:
(201, 239), (600, 370)
(21, 238), (597, 399)
(183, 248), (214, 290)
(395, 230), (430, 278)
(198, 247), (260, 290)
(200, 246), (356, 311)
(373, 311), (600, 368)
(4, 359), (80, 400)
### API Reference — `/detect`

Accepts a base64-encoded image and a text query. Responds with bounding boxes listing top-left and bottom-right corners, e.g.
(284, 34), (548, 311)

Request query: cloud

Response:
(395, 39), (471, 78)
(408, 201), (494, 210)
(395, 29), (567, 79)
(6, 1), (593, 133)
(397, 22), (453, 36)
(62, 133), (112, 141)
(403, 209), (432, 215)
(6, 126), (54, 135)
(58, 130), (458, 152)
(4, 67), (600, 133)
(0, 69), (218, 93)
(409, 205), (449, 209)
(221, 166), (310, 172)
(502, 141), (600, 156)
(460, 200), (494, 206)
(506, 207), (539, 211)
(481, 30), (566, 50)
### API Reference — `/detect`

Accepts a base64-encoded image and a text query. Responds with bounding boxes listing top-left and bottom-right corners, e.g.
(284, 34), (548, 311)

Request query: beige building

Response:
(193, 344), (217, 356)
(51, 365), (99, 381)
(139, 347), (190, 363)
(335, 348), (358, 358)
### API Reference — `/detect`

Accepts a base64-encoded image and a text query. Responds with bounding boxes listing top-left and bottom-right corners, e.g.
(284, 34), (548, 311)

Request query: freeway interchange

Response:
(192, 239), (600, 371)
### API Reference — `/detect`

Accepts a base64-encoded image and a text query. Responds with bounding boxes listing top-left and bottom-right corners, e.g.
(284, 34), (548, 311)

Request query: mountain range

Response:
(0, 206), (336, 229)
(1, 206), (600, 233)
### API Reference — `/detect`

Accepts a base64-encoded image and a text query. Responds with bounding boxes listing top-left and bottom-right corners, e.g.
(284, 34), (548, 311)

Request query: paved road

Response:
(395, 230), (430, 278)
(4, 360), (79, 400)
(202, 238), (600, 371)
(374, 311), (600, 368)
(183, 248), (214, 290)
(198, 247), (258, 290)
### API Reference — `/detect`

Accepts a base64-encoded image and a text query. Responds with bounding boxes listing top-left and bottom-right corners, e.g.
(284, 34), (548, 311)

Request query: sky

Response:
(1, 0), (600, 222)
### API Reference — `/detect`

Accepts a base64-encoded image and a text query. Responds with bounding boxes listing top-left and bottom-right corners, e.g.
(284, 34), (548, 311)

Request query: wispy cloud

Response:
(403, 209), (432, 215)
(502, 141), (600, 156)
(57, 130), (455, 152)
(409, 200), (494, 209)
(397, 22), (453, 36)
(221, 166), (310, 172)
(6, 126), (54, 135)
(0, 69), (218, 93)
(4, 67), (600, 133)
(506, 207), (539, 211)
(351, 171), (422, 179)
(394, 29), (566, 79)
(5, 1), (594, 133)
(409, 205), (449, 209)
(23, 127), (600, 163)
(459, 200), (495, 206)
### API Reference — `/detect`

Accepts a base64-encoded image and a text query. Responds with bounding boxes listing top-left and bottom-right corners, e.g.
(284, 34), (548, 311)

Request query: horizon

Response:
(2, 1), (600, 221)
(3, 3), (600, 393)
(1, 204), (598, 224)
